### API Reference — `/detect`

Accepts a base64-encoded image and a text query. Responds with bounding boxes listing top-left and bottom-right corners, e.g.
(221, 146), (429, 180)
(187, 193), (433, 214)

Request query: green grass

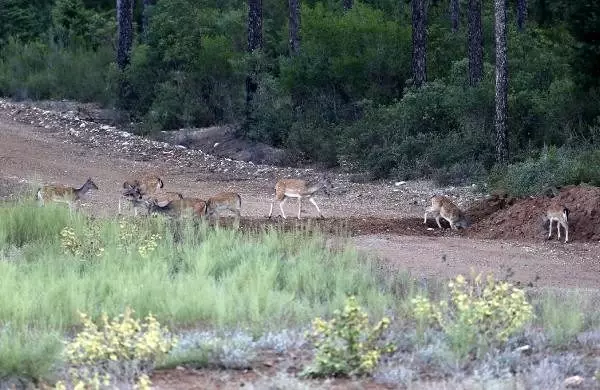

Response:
(0, 200), (402, 380)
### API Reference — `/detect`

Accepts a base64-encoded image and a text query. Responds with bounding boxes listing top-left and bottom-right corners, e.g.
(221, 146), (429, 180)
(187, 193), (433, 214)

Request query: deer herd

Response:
(35, 174), (571, 242)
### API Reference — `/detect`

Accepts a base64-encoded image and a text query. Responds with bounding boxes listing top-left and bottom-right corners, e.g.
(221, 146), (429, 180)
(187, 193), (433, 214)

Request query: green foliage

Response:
(412, 273), (533, 358)
(0, 201), (395, 379)
(339, 79), (495, 180)
(51, 0), (115, 50)
(127, 0), (246, 130)
(303, 296), (395, 377)
(56, 308), (176, 389)
(536, 293), (585, 347)
(488, 147), (600, 196)
(0, 328), (61, 382)
(0, 201), (71, 247)
(0, 0), (53, 43)
(0, 38), (116, 103)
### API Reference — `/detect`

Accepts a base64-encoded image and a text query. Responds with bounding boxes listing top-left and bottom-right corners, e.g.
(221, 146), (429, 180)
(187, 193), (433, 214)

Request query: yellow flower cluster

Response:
(55, 307), (177, 389)
(304, 296), (395, 377)
(137, 233), (161, 258)
(118, 220), (162, 258)
(60, 226), (104, 259)
(412, 272), (533, 353)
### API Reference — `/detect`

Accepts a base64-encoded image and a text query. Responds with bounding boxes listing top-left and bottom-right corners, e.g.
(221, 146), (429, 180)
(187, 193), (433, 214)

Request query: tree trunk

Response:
(517, 0), (527, 31)
(247, 0), (263, 53)
(343, 0), (353, 12)
(142, 0), (156, 43)
(116, 0), (133, 71)
(288, 0), (301, 55)
(494, 0), (509, 165)
(411, 0), (427, 88)
(468, 0), (483, 86)
(245, 0), (263, 131)
(450, 0), (459, 32)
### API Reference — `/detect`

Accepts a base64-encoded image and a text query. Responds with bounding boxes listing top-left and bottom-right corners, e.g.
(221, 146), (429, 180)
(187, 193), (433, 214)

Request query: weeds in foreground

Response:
(303, 296), (395, 377)
(412, 272), (533, 358)
(55, 307), (176, 389)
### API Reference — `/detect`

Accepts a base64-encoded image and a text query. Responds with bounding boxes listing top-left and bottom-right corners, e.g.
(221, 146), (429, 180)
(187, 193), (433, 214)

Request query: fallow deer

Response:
(119, 174), (164, 216)
(206, 192), (242, 228)
(424, 195), (469, 230)
(37, 177), (98, 213)
(544, 204), (570, 243)
(268, 177), (333, 219)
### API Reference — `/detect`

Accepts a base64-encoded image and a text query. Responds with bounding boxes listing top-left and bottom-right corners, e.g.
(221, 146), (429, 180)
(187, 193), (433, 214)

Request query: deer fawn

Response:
(206, 192), (242, 228)
(268, 177), (333, 219)
(424, 195), (469, 230)
(146, 197), (207, 218)
(37, 177), (98, 213)
(544, 204), (569, 243)
(119, 174), (164, 216)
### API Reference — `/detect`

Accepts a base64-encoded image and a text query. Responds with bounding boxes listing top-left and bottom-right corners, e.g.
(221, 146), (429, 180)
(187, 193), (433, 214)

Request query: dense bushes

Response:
(0, 0), (598, 188)
(488, 146), (600, 197)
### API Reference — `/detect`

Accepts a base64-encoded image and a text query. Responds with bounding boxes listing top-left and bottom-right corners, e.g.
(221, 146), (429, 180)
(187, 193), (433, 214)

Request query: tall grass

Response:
(0, 201), (400, 379)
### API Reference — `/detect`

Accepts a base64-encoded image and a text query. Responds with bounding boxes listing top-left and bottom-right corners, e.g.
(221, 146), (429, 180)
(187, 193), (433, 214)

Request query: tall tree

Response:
(245, 0), (263, 126)
(517, 0), (527, 31)
(288, 0), (300, 55)
(247, 0), (263, 53)
(343, 0), (352, 12)
(468, 0), (483, 86)
(411, 0), (427, 88)
(116, 0), (133, 108)
(494, 0), (508, 164)
(116, 0), (133, 70)
(450, 0), (459, 32)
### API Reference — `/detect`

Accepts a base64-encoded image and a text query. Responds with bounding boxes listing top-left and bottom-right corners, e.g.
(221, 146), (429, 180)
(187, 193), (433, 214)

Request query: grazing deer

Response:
(424, 195), (469, 230)
(146, 197), (207, 218)
(268, 177), (333, 219)
(544, 204), (569, 243)
(206, 192), (242, 228)
(119, 174), (164, 216)
(37, 177), (98, 213)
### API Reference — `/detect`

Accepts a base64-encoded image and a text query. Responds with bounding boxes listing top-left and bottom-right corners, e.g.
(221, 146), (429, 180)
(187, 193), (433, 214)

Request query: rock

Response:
(564, 376), (584, 388)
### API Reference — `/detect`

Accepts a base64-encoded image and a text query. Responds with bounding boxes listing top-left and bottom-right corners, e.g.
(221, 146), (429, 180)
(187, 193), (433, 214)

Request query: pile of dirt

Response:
(467, 185), (600, 242)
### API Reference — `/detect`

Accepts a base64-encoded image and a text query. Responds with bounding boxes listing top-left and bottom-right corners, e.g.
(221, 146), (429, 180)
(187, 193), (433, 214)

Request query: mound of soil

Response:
(467, 185), (600, 242)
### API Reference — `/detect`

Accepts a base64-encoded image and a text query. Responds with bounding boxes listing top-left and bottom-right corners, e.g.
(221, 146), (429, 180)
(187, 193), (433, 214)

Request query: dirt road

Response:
(1, 101), (599, 288)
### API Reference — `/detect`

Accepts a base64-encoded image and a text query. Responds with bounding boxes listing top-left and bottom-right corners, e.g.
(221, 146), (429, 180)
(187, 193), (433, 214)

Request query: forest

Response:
(0, 0), (598, 194)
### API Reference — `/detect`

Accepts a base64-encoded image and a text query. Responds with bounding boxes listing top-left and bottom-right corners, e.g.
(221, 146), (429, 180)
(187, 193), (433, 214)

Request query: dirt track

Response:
(1, 104), (599, 289)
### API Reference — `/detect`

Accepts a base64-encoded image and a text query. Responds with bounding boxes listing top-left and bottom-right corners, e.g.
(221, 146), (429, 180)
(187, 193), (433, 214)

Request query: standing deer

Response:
(37, 177), (98, 213)
(119, 174), (164, 216)
(424, 195), (469, 230)
(544, 204), (570, 243)
(268, 177), (333, 219)
(206, 192), (242, 228)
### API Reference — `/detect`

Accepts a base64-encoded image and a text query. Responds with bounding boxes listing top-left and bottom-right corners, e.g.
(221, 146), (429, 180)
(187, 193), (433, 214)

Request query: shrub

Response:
(412, 273), (533, 358)
(60, 225), (104, 259)
(56, 307), (177, 389)
(488, 146), (600, 196)
(303, 296), (395, 378)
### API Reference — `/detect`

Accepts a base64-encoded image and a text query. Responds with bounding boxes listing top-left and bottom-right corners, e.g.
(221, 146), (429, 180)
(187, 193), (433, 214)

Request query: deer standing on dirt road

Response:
(37, 177), (98, 214)
(544, 204), (570, 243)
(206, 192), (242, 228)
(424, 195), (469, 230)
(268, 177), (333, 219)
(119, 174), (164, 216)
